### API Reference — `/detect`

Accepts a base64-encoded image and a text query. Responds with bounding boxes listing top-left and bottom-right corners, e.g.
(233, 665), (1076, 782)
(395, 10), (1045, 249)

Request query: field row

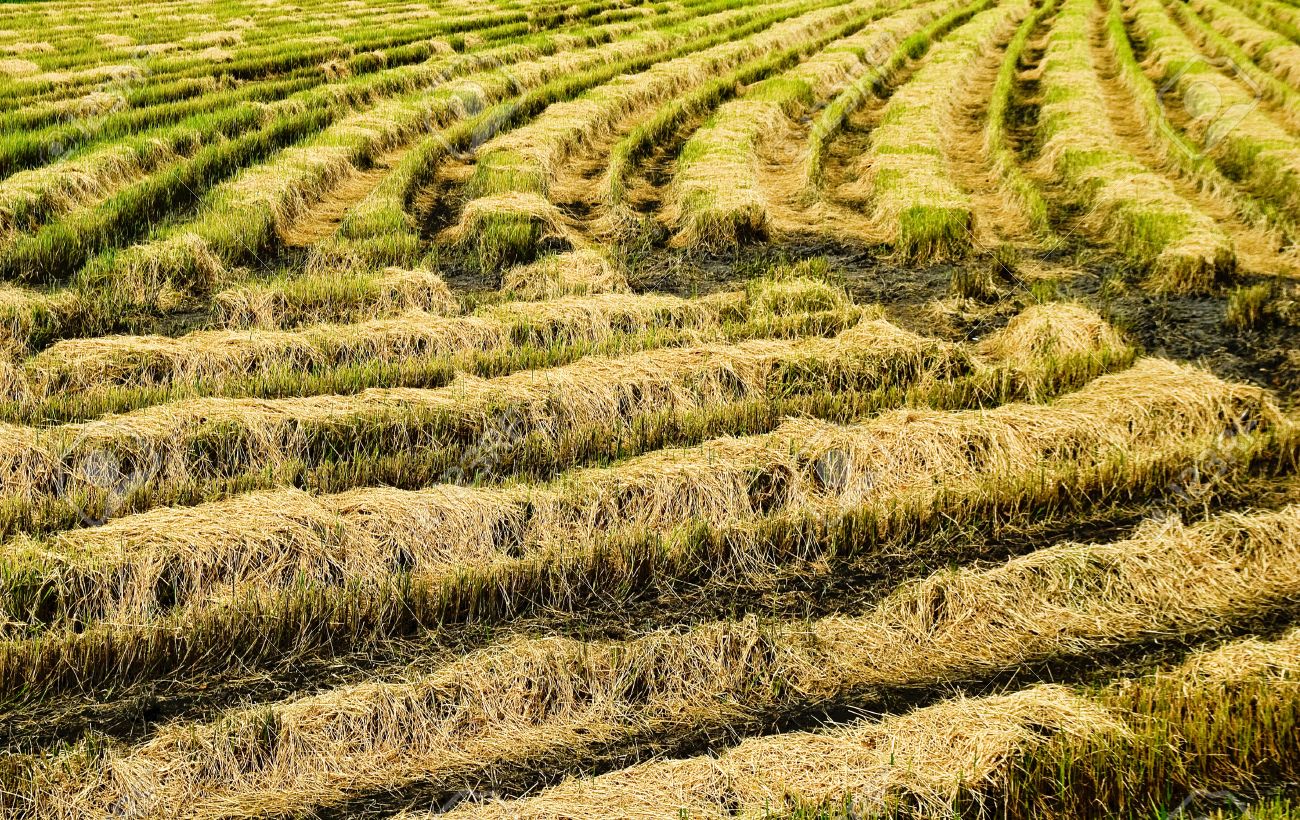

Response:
(9, 499), (1299, 816)
(2, 0), (1297, 815)
(0, 0), (1297, 350)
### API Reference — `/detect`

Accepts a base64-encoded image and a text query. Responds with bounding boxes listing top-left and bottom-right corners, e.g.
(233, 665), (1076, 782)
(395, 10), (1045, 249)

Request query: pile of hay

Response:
(499, 249), (628, 299)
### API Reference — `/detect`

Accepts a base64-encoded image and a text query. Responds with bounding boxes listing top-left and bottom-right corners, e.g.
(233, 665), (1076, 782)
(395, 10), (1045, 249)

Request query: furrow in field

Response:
(665, 0), (967, 250)
(775, 0), (994, 251)
(0, 26), (616, 282)
(443, 0), (902, 267)
(0, 11), (620, 240)
(0, 0), (658, 133)
(55, 13), (742, 276)
(837, 0), (1030, 262)
(837, 0), (1019, 259)
(262, 1), (772, 252)
(0, 107), (266, 245)
(1184, 0), (1300, 92)
(15, 502), (1300, 818)
(0, 28), (463, 180)
(0, 5), (541, 113)
(1035, 0), (1235, 293)
(982, 0), (1059, 238)
(1158, 0), (1300, 139)
(1126, 0), (1300, 222)
(312, 0), (845, 275)
(0, 0), (762, 249)
(930, 0), (1043, 250)
(65, 2), (795, 288)
(0, 4), (788, 353)
(1095, 0), (1300, 276)
(1220, 0), (1300, 45)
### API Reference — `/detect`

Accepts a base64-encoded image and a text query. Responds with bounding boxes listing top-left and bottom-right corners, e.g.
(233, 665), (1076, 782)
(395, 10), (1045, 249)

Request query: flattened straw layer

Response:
(745, 274), (855, 317)
(6, 484), (528, 625)
(1174, 622), (1300, 685)
(462, 289), (729, 343)
(434, 687), (1120, 820)
(0, 142), (174, 243)
(28, 504), (1300, 818)
(100, 233), (232, 311)
(0, 285), (84, 359)
(723, 689), (1120, 818)
(5, 356), (1266, 630)
(525, 357), (1272, 555)
(0, 42), (52, 55)
(441, 624), (1300, 820)
(0, 58), (39, 77)
(6, 63), (142, 88)
(0, 318), (961, 509)
(29, 315), (507, 392)
(13, 278), (833, 400)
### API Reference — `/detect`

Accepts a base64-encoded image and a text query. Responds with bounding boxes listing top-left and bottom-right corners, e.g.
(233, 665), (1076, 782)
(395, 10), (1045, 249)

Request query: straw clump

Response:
(0, 58), (39, 77)
(499, 249), (629, 299)
(672, 99), (791, 249)
(977, 301), (1125, 361)
(443, 191), (576, 271)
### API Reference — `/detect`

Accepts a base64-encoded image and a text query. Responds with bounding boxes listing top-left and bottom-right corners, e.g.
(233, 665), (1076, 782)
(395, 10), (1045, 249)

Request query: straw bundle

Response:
(499, 249), (629, 299)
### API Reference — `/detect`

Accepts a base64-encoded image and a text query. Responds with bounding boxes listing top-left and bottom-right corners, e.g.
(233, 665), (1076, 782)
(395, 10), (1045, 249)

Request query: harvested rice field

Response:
(0, 0), (1298, 815)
